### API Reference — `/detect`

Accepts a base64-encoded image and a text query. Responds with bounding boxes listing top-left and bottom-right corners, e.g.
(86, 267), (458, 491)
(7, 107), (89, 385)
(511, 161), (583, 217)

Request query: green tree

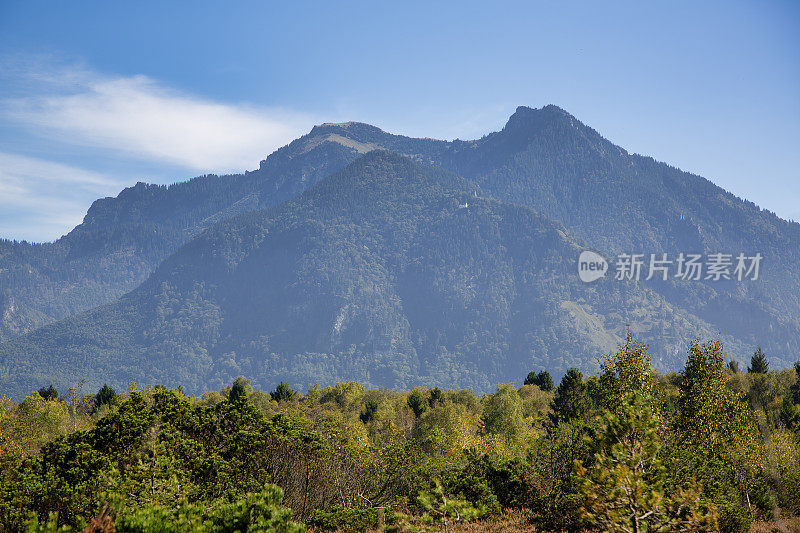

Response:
(230, 381), (247, 403)
(676, 340), (764, 517)
(412, 402), (474, 455)
(229, 376), (252, 403)
(37, 385), (59, 402)
(779, 396), (800, 431)
(407, 389), (427, 417)
(747, 347), (769, 374)
(576, 393), (718, 532)
(778, 361), (800, 430)
(596, 332), (656, 412)
(270, 382), (296, 403)
(550, 368), (590, 425)
(525, 370), (554, 392)
(678, 341), (761, 451)
(790, 361), (800, 404)
(92, 384), (117, 413)
(360, 399), (378, 424)
(428, 387), (443, 408)
(482, 384), (525, 440)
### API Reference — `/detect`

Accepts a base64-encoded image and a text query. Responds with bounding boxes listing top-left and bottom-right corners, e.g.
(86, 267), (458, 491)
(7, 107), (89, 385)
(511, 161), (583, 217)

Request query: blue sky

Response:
(1, 0), (798, 241)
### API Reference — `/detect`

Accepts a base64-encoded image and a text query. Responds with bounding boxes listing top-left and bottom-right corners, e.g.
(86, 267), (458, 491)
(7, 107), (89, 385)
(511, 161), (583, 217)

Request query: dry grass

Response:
(750, 517), (800, 533)
(315, 511), (800, 532)
(449, 509), (535, 532)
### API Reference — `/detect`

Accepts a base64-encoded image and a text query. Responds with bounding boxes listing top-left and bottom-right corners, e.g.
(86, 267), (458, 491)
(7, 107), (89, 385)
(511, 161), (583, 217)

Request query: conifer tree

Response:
(747, 347), (769, 374)
(550, 368), (590, 424)
(525, 370), (554, 391)
(576, 393), (718, 532)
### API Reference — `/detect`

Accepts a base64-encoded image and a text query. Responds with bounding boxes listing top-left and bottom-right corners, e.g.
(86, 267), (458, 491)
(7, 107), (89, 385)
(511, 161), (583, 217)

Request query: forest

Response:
(2, 334), (800, 532)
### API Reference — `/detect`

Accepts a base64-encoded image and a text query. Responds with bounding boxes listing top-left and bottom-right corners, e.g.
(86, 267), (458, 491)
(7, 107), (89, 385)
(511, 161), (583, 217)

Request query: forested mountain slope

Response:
(439, 106), (800, 357)
(0, 151), (749, 397)
(2, 106), (799, 398)
(0, 126), (399, 342)
(280, 107), (800, 369)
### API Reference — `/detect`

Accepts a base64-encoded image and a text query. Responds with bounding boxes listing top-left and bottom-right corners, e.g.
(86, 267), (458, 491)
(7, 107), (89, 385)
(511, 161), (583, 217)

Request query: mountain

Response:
(1, 105), (799, 397)
(0, 122), (436, 342)
(0, 151), (742, 398)
(437, 106), (800, 367)
(299, 107), (800, 368)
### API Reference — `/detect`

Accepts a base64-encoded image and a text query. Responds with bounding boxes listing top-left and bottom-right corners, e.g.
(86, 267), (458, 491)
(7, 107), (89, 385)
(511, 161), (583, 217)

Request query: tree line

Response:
(2, 335), (800, 531)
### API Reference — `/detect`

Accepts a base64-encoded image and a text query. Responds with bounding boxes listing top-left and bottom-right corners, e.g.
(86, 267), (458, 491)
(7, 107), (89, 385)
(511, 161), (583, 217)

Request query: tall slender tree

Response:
(550, 368), (590, 424)
(747, 347), (769, 374)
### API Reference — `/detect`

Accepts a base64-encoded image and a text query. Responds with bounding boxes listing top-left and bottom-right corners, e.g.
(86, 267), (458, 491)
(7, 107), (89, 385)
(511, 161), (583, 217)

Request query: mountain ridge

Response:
(2, 105), (798, 398)
(0, 150), (770, 398)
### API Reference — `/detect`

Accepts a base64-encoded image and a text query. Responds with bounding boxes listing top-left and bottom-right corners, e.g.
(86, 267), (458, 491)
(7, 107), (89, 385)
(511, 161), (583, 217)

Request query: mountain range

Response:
(1, 105), (798, 398)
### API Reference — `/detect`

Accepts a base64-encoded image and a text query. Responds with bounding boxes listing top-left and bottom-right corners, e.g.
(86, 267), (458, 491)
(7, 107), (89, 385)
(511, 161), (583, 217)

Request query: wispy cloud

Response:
(0, 152), (117, 242)
(0, 58), (318, 241)
(2, 60), (315, 173)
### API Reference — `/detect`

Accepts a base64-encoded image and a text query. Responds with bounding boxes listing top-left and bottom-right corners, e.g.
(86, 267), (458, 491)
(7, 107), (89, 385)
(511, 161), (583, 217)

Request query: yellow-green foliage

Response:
(598, 332), (658, 412)
(3, 336), (800, 532)
(576, 393), (719, 532)
(413, 400), (479, 456)
(678, 340), (763, 469)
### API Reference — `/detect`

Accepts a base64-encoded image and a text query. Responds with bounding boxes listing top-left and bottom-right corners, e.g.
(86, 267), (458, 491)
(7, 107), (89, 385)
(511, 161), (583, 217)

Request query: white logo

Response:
(578, 250), (608, 283)
(579, 251), (762, 282)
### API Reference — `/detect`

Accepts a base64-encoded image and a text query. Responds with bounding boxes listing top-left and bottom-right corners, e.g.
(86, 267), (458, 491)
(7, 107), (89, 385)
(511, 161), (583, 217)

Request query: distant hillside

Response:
(282, 107), (800, 370)
(0, 127), (388, 342)
(2, 105), (799, 398)
(0, 117), (463, 343)
(0, 151), (751, 398)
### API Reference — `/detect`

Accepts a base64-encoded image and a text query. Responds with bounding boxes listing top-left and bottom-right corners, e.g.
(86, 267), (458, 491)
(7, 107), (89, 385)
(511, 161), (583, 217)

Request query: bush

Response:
(308, 507), (398, 532)
(113, 487), (303, 533)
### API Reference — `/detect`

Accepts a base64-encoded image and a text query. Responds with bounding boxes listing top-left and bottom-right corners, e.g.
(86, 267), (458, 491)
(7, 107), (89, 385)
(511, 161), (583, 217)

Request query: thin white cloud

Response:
(0, 59), (318, 241)
(2, 62), (315, 174)
(0, 152), (118, 242)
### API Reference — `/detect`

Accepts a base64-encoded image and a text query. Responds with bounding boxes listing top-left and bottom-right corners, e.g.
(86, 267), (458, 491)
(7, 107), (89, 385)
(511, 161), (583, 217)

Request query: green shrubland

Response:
(2, 336), (800, 531)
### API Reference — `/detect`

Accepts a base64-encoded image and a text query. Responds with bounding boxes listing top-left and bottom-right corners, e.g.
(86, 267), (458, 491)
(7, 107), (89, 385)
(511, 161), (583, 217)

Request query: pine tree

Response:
(576, 393), (718, 532)
(525, 370), (554, 391)
(92, 384), (117, 413)
(550, 368), (590, 424)
(747, 347), (769, 374)
(269, 381), (296, 403)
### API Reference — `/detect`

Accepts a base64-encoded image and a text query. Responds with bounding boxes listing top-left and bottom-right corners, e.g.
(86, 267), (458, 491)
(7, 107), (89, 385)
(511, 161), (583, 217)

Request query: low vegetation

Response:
(2, 334), (800, 531)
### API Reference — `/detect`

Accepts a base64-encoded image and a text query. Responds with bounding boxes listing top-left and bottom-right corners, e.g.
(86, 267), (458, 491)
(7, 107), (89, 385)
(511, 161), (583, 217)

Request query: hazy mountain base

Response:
(0, 152), (747, 398)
